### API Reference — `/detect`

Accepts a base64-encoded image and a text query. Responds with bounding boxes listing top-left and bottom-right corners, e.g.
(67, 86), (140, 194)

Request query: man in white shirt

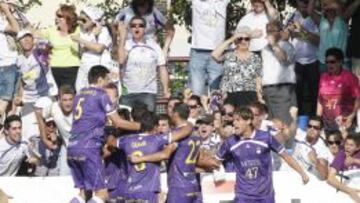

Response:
(0, 2), (19, 124)
(236, 0), (278, 52)
(261, 20), (297, 126)
(0, 115), (37, 176)
(188, 0), (230, 96)
(290, 116), (331, 180)
(118, 16), (170, 112)
(34, 85), (74, 175)
(285, 0), (320, 117)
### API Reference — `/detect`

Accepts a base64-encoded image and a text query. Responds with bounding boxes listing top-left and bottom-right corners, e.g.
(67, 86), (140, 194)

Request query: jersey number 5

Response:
(74, 98), (85, 120)
(185, 140), (201, 164)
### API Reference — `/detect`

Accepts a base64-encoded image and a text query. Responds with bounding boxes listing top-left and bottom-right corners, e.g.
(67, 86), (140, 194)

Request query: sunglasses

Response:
(130, 23), (145, 28)
(222, 112), (234, 117)
(78, 18), (87, 23)
(56, 13), (64, 19)
(325, 60), (338, 64)
(327, 140), (341, 146)
(235, 37), (250, 43)
(189, 105), (199, 109)
(308, 124), (321, 130)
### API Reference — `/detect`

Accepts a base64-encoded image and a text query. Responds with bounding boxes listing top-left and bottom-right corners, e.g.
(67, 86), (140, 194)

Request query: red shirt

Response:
(318, 69), (360, 130)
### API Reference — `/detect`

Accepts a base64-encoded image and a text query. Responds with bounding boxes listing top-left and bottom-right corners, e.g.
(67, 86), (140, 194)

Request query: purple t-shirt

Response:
(330, 150), (360, 171)
(167, 132), (202, 191)
(217, 130), (285, 199)
(104, 149), (128, 191)
(70, 87), (116, 147)
(117, 133), (169, 193)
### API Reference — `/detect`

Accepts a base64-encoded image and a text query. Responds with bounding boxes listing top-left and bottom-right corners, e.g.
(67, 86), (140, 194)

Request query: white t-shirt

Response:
(236, 11), (270, 52)
(34, 97), (73, 145)
(17, 54), (50, 103)
(261, 41), (296, 85)
(291, 128), (332, 178)
(0, 137), (29, 176)
(123, 39), (165, 94)
(0, 16), (17, 66)
(115, 6), (167, 40)
(191, 0), (229, 50)
(287, 11), (318, 65)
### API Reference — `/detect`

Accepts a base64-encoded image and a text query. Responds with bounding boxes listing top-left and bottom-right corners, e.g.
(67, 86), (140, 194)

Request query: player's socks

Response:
(69, 195), (85, 203)
(87, 196), (104, 203)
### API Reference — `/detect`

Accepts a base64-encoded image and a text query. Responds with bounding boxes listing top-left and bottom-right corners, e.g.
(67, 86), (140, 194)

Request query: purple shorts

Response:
(125, 192), (158, 203)
(166, 187), (202, 203)
(67, 147), (106, 191)
(234, 193), (275, 203)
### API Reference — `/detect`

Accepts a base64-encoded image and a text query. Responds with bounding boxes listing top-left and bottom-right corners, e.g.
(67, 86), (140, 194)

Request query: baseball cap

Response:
(82, 6), (104, 22)
(196, 114), (214, 125)
(16, 29), (32, 40)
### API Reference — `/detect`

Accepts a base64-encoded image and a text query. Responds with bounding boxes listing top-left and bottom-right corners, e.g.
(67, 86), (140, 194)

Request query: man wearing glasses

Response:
(289, 116), (331, 180)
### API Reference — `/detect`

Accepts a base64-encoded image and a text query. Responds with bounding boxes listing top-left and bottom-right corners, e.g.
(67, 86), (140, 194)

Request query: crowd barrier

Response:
(0, 170), (359, 203)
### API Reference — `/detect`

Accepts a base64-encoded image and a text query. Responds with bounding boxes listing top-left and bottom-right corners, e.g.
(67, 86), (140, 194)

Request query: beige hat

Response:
(234, 26), (252, 36)
(82, 6), (104, 22)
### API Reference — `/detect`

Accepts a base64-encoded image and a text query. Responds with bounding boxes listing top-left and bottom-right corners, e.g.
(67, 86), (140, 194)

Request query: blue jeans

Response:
(121, 93), (157, 112)
(0, 64), (17, 101)
(188, 49), (223, 96)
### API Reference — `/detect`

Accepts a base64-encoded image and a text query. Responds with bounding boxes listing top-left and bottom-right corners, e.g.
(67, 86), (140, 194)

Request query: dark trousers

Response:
(295, 61), (319, 116)
(52, 66), (78, 90)
(226, 91), (257, 108)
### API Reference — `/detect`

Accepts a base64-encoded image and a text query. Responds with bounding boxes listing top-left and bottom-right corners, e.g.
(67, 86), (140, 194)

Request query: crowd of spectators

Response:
(0, 0), (360, 202)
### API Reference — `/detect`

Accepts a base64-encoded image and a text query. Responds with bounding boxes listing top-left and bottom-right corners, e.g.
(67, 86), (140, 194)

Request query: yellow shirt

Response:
(42, 26), (80, 68)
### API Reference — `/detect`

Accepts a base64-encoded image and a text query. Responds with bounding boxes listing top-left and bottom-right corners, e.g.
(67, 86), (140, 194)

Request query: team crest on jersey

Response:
(256, 147), (261, 154)
(246, 144), (250, 149)
(105, 104), (112, 112)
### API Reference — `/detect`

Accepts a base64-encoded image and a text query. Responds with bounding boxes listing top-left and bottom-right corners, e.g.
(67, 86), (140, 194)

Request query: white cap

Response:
(82, 6), (104, 22)
(16, 29), (33, 40)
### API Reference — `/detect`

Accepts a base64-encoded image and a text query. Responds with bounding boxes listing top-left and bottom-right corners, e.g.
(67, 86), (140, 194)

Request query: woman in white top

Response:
(72, 6), (113, 92)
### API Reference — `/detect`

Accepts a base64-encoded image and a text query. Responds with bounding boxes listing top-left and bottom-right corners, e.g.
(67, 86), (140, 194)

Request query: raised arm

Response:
(343, 0), (360, 20)
(0, 2), (20, 34)
(162, 21), (175, 58)
(129, 143), (178, 163)
(108, 112), (140, 131)
(264, 0), (279, 20)
(307, 0), (321, 25)
(211, 35), (236, 62)
(170, 122), (193, 142)
(117, 22), (128, 65)
(159, 65), (171, 98)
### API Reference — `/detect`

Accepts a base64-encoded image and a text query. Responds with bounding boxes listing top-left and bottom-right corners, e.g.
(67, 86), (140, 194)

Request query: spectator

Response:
(326, 130), (343, 162)
(317, 48), (360, 131)
(197, 114), (221, 152)
(346, 0), (360, 78)
(308, 0), (360, 71)
(290, 116), (331, 180)
(212, 26), (262, 107)
(285, 0), (320, 116)
(158, 114), (171, 134)
(187, 95), (202, 124)
(32, 118), (62, 176)
(118, 17), (170, 112)
(236, 0), (279, 53)
(327, 133), (360, 202)
(73, 6), (113, 92)
(166, 96), (181, 116)
(261, 20), (297, 125)
(249, 101), (269, 130)
(0, 115), (38, 176)
(187, 0), (230, 96)
(115, 0), (175, 57)
(40, 4), (79, 89)
(34, 85), (75, 175)
(0, 2), (19, 124)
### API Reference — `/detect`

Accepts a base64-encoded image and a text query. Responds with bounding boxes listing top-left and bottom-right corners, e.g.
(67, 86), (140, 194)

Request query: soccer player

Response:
(216, 107), (309, 203)
(106, 107), (194, 203)
(67, 65), (140, 203)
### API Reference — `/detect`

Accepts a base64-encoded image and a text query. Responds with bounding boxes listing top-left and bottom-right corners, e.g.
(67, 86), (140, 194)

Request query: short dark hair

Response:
(88, 65), (110, 84)
(118, 108), (131, 121)
(345, 133), (360, 146)
(131, 0), (154, 15)
(266, 20), (283, 32)
(158, 114), (170, 122)
(59, 85), (75, 96)
(235, 107), (254, 121)
(248, 101), (268, 114)
(309, 116), (323, 128)
(131, 102), (149, 122)
(4, 115), (22, 130)
(189, 95), (201, 106)
(140, 111), (159, 132)
(173, 103), (190, 120)
(129, 15), (147, 28)
(325, 47), (344, 62)
(326, 130), (342, 141)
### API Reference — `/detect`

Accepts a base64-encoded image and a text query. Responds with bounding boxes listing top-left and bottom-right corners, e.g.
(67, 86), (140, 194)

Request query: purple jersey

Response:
(167, 132), (201, 191)
(117, 133), (169, 193)
(70, 87), (116, 147)
(217, 130), (285, 199)
(330, 149), (360, 171)
(104, 149), (128, 190)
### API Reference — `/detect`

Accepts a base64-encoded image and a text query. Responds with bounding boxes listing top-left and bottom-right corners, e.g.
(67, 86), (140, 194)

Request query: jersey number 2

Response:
(185, 140), (200, 164)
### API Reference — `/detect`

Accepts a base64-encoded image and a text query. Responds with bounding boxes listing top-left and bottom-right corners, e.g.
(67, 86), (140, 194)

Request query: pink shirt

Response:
(319, 69), (360, 130)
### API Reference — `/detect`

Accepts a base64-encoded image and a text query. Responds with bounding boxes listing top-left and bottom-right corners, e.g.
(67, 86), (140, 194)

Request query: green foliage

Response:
(169, 61), (188, 95)
(16, 0), (42, 12)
